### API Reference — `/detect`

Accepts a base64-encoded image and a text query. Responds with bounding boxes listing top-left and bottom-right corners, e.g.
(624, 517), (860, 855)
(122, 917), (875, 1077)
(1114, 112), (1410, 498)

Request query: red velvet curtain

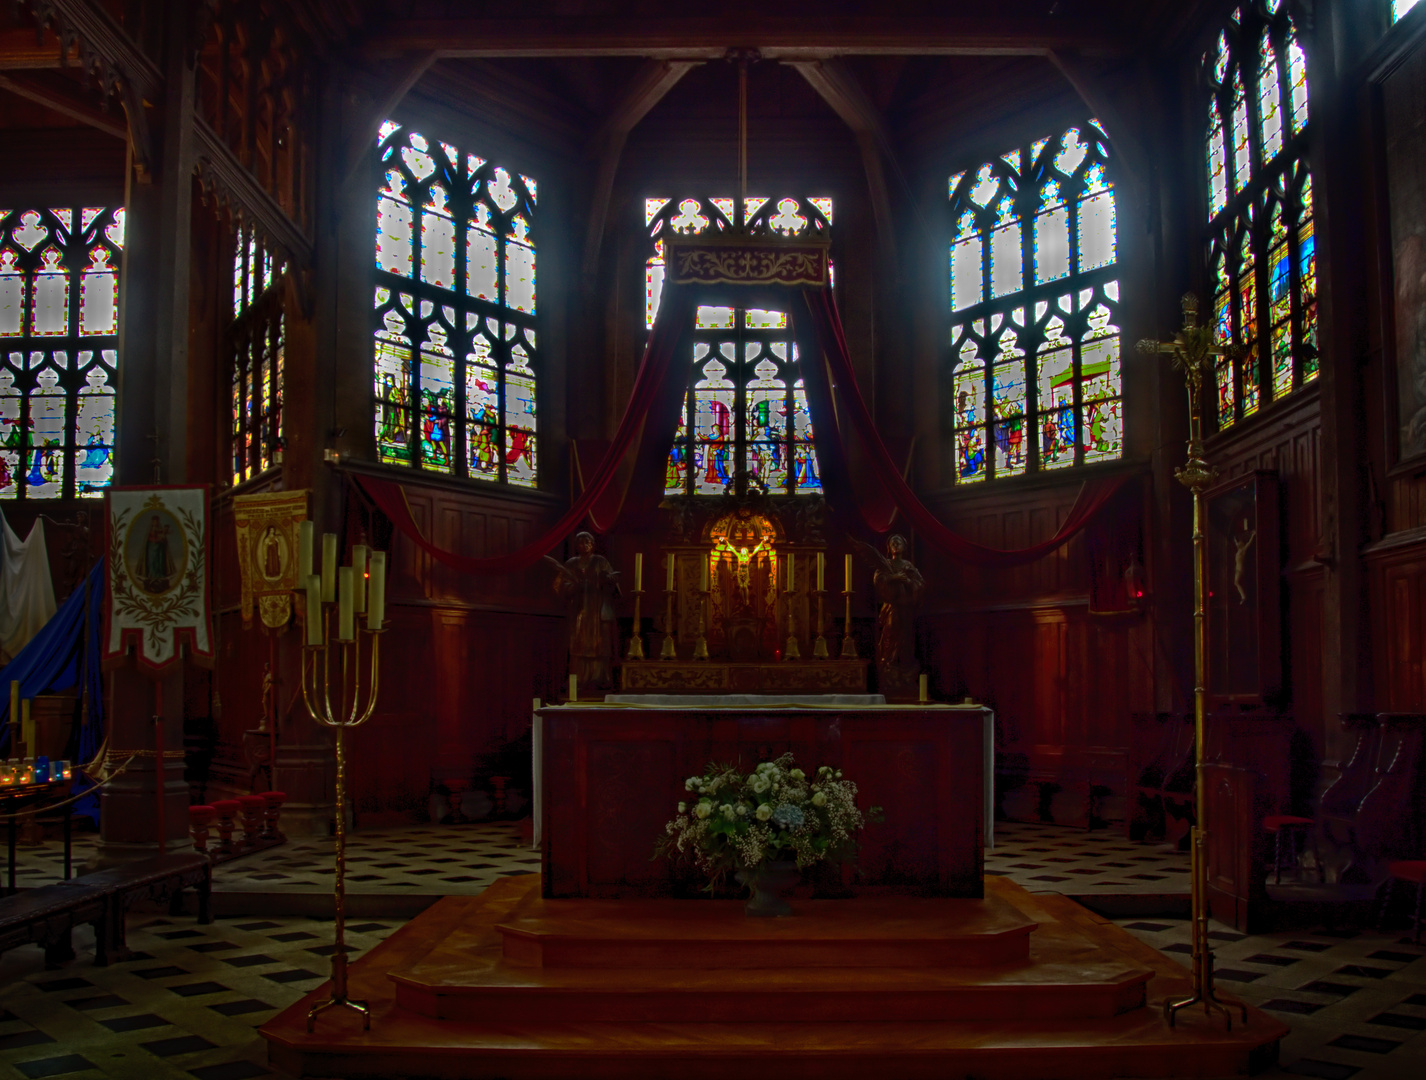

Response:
(354, 281), (1129, 574)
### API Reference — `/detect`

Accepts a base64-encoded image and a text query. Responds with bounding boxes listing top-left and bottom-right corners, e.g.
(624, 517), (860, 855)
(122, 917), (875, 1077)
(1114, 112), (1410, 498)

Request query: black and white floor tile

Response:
(3, 819), (1422, 1078)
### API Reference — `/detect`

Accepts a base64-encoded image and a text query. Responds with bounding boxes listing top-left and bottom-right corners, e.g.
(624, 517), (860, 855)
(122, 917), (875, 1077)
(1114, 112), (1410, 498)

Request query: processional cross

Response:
(1136, 295), (1247, 1030)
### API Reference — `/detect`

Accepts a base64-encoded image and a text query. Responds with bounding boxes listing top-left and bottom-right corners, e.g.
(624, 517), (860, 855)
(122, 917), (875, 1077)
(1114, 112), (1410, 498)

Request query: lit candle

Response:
(21, 699), (32, 757)
(9, 679), (18, 736)
(634, 553), (643, 592)
(305, 574), (322, 646)
(787, 552), (795, 593)
(337, 567), (354, 642)
(321, 533), (338, 603)
(666, 553), (675, 592)
(700, 556), (709, 592)
(919, 674), (928, 703)
(844, 553), (853, 591)
(816, 552), (825, 592)
(351, 545), (369, 614)
(367, 552), (387, 631)
(569, 674), (578, 702)
(297, 520), (313, 583)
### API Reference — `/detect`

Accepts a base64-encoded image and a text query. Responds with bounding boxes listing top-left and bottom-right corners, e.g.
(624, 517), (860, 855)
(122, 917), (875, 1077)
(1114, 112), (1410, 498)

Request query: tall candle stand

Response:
(1138, 294), (1245, 1031)
(691, 585), (710, 661)
(627, 588), (646, 660)
(784, 566), (802, 661)
(812, 589), (830, 659)
(840, 586), (858, 658)
(299, 544), (387, 1033)
(660, 586), (677, 660)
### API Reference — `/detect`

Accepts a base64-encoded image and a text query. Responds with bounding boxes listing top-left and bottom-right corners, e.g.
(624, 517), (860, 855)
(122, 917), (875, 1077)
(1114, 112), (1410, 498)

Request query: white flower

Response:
(756, 762), (775, 774)
(685, 777), (699, 791)
(720, 804), (734, 819)
(751, 776), (770, 794)
(812, 791), (827, 807)
(790, 768), (805, 781)
(755, 803), (773, 821)
(694, 802), (711, 819)
(737, 804), (750, 816)
(678, 801), (687, 813)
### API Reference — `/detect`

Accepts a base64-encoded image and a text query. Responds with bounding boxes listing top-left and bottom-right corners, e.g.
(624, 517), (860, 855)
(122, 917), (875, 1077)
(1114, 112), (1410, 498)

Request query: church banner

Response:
(667, 236), (830, 288)
(232, 489), (308, 630)
(104, 486), (212, 673)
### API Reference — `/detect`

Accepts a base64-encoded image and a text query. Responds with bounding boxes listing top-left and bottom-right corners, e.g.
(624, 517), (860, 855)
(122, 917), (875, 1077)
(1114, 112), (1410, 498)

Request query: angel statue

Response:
(852, 534), (925, 696)
(545, 531), (621, 693)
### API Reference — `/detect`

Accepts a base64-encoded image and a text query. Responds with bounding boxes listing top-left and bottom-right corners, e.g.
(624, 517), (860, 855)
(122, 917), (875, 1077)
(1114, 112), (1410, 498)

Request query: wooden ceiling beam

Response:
(0, 26), (77, 70)
(0, 71), (126, 138)
(359, 17), (1125, 61)
(582, 59), (699, 278)
(790, 59), (899, 267)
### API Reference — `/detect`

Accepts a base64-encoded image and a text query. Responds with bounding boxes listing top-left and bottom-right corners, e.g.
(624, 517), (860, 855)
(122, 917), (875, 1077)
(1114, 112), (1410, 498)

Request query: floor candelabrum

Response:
(784, 554), (801, 660)
(660, 584), (677, 660)
(297, 536), (388, 1033)
(1138, 295), (1248, 1032)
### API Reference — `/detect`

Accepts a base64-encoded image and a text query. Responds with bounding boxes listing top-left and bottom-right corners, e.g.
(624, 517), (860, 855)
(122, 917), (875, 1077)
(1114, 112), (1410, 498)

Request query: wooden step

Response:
(391, 957), (1151, 1023)
(495, 894), (1036, 969)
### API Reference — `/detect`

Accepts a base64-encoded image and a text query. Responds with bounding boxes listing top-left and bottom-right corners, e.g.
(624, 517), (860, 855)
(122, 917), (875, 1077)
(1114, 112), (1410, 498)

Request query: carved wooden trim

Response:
(193, 117), (313, 272)
(24, 0), (162, 100)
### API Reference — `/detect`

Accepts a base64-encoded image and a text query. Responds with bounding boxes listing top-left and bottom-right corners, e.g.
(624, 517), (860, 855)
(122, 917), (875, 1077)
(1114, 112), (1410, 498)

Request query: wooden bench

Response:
(0, 851), (211, 968)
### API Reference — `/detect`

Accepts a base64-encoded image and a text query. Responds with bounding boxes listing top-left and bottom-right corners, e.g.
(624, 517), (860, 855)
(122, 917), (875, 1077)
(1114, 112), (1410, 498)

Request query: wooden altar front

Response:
(538, 703), (987, 899)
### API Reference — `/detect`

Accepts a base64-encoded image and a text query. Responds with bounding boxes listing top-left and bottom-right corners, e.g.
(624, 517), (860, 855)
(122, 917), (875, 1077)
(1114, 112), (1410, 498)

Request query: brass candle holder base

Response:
(660, 588), (677, 660)
(813, 589), (829, 658)
(692, 588), (710, 661)
(627, 590), (645, 660)
(840, 590), (857, 658)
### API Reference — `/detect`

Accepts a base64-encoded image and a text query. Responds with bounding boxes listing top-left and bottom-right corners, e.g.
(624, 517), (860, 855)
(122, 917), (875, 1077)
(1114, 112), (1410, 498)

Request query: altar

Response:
(537, 700), (989, 899)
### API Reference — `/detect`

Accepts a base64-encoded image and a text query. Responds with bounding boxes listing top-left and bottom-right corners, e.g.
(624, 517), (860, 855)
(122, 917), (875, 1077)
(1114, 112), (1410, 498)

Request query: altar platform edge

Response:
(261, 875), (1286, 1079)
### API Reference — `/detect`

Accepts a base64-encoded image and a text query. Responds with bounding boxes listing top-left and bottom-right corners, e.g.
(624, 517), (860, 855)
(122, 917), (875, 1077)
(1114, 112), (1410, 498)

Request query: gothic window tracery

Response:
(1204, 2), (1316, 429)
(0, 206), (121, 499)
(373, 122), (538, 486)
(230, 226), (284, 486)
(647, 196), (830, 498)
(946, 122), (1122, 484)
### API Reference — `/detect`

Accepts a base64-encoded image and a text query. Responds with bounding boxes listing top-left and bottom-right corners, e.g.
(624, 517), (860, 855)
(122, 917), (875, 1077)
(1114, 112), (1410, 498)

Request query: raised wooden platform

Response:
(262, 876), (1287, 1079)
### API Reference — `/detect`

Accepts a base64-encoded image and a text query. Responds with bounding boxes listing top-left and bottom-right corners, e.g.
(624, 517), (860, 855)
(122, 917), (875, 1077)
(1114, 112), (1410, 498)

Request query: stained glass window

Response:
(647, 196), (831, 497)
(946, 123), (1122, 483)
(230, 226), (284, 486)
(373, 123), (538, 486)
(1204, 3), (1316, 430)
(0, 206), (121, 499)
(1395, 0), (1422, 22)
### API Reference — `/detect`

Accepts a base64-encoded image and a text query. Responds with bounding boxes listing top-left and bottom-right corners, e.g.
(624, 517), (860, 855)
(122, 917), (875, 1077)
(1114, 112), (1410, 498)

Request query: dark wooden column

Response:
(102, 0), (197, 857)
(1310, 4), (1377, 757)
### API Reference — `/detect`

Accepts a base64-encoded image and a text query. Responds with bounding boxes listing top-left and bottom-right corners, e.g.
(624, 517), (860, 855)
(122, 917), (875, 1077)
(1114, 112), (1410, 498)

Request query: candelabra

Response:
(627, 588), (646, 660)
(660, 585), (677, 660)
(840, 585), (857, 658)
(812, 589), (829, 658)
(1138, 295), (1246, 1032)
(784, 557), (801, 661)
(691, 584), (710, 661)
(298, 537), (388, 1033)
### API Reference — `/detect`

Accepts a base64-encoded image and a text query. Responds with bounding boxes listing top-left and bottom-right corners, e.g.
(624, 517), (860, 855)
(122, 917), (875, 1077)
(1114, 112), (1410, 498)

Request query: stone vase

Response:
(736, 859), (801, 917)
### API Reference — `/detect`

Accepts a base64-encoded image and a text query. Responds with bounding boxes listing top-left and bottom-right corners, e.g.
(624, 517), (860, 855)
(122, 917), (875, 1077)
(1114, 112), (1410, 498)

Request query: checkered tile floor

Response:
(3, 820), (1422, 1078)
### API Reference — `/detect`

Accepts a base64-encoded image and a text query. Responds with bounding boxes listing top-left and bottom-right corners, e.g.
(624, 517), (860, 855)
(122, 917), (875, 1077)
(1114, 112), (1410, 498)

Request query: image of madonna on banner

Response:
(104, 486), (213, 673)
(352, 233), (1128, 575)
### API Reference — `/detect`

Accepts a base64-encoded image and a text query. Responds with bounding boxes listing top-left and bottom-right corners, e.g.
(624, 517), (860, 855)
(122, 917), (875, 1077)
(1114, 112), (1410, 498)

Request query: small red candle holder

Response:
(211, 799), (241, 855)
(236, 794), (267, 849)
(260, 790), (287, 840)
(188, 805), (215, 856)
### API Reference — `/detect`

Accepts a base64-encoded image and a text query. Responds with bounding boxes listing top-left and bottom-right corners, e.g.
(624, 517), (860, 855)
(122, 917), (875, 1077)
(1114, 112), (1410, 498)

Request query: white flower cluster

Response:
(656, 752), (873, 888)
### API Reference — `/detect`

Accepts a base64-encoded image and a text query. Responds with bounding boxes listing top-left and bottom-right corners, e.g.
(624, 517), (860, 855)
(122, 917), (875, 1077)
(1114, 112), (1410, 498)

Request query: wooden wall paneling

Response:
(1368, 537), (1426, 711)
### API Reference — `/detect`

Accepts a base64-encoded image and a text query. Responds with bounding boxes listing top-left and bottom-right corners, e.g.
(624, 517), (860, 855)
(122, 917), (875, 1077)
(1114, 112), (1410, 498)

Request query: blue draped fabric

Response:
(0, 560), (105, 821)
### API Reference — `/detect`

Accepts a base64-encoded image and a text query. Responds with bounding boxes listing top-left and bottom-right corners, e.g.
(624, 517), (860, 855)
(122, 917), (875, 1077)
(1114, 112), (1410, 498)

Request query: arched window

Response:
(946, 122), (1122, 484)
(373, 121), (538, 487)
(1204, 2), (1316, 429)
(1395, 0), (1421, 22)
(0, 206), (122, 499)
(230, 226), (284, 486)
(646, 196), (831, 497)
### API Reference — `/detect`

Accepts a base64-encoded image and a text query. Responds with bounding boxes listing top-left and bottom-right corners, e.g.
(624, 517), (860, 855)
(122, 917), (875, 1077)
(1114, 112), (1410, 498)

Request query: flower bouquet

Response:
(656, 752), (880, 916)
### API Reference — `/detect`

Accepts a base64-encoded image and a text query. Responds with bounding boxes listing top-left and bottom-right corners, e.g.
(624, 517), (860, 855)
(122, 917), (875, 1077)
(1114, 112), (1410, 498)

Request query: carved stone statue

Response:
(545, 532), (621, 692)
(854, 534), (925, 696)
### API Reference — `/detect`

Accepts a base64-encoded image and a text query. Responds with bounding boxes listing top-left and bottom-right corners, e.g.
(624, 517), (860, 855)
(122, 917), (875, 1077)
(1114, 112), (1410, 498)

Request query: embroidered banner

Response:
(232, 489), (309, 630)
(668, 237), (829, 287)
(104, 486), (212, 673)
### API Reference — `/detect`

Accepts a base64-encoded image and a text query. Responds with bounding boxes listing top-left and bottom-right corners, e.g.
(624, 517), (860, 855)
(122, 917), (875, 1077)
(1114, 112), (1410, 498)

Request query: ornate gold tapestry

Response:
(668, 235), (830, 288)
(232, 489), (309, 630)
(104, 486), (212, 673)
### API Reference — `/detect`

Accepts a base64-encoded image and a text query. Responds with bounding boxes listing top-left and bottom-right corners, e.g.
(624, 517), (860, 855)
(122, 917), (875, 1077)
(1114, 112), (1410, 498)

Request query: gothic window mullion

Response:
(453, 179), (470, 479)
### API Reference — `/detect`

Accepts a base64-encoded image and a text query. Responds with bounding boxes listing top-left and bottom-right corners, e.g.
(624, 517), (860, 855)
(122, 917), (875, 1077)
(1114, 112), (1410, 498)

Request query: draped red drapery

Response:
(353, 280), (1130, 574)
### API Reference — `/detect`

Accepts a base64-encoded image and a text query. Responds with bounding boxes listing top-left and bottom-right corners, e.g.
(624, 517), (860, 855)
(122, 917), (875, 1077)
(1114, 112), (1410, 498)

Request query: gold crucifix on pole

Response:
(1137, 294), (1247, 1031)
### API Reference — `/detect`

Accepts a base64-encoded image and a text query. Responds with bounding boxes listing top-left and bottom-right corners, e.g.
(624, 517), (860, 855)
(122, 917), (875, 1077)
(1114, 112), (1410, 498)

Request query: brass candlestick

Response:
(299, 548), (387, 1034)
(813, 589), (829, 658)
(784, 573), (801, 661)
(627, 589), (646, 660)
(660, 587), (677, 660)
(840, 588), (857, 658)
(692, 587), (710, 661)
(1138, 294), (1246, 1032)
